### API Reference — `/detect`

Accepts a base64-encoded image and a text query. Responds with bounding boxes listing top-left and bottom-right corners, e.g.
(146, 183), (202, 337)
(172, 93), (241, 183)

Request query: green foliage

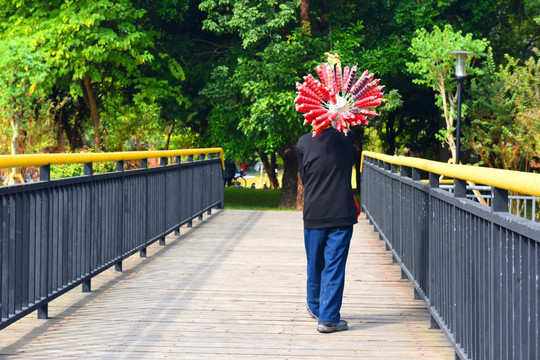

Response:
(366, 89), (408, 155)
(0, 0), (537, 180)
(0, 35), (54, 154)
(199, 0), (299, 47)
(50, 161), (116, 179)
(407, 25), (488, 91)
(330, 20), (364, 62)
(201, 23), (325, 160)
(0, 0), (187, 153)
(464, 48), (540, 171)
(168, 128), (202, 150)
(406, 24), (488, 160)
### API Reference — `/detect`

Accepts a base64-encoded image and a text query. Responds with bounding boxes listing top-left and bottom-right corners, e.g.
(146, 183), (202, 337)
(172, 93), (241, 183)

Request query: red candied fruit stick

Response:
(296, 83), (323, 102)
(355, 99), (383, 108)
(295, 94), (320, 106)
(304, 108), (327, 120)
(296, 103), (323, 113)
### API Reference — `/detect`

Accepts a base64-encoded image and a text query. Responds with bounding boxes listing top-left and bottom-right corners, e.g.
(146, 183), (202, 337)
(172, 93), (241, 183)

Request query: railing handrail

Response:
(361, 151), (540, 197)
(0, 149), (224, 331)
(360, 152), (540, 360)
(0, 148), (225, 170)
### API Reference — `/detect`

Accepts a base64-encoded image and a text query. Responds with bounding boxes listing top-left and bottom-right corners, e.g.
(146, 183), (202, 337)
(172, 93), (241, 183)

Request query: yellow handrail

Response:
(361, 151), (540, 197)
(0, 148), (225, 170)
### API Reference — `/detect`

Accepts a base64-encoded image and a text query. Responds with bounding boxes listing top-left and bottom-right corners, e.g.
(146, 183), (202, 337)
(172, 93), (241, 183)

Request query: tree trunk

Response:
(8, 109), (23, 183)
(258, 151), (280, 189)
(300, 0), (310, 25)
(296, 172), (304, 211)
(82, 72), (102, 150)
(294, 0), (310, 207)
(278, 144), (298, 208)
(439, 80), (456, 161)
(270, 152), (278, 188)
(10, 115), (20, 156)
(164, 121), (175, 150)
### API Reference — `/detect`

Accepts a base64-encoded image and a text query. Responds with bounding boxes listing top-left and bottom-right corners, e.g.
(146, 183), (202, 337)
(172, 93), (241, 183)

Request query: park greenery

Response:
(0, 0), (538, 206)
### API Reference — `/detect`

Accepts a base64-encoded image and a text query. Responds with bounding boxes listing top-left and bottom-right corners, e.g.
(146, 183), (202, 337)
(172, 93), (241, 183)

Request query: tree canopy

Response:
(0, 0), (538, 198)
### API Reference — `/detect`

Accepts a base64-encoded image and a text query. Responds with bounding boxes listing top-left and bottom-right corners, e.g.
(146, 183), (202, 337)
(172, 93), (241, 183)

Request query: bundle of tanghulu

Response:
(295, 53), (384, 136)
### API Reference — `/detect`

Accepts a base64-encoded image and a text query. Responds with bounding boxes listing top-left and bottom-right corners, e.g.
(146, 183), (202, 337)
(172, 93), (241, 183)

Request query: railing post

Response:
(198, 154), (205, 221)
(390, 163), (399, 263)
(207, 154), (213, 215)
(37, 165), (51, 316)
(115, 161), (124, 272)
(401, 269), (407, 279)
(492, 186), (508, 212)
(430, 314), (440, 329)
(159, 157), (167, 246)
(174, 156), (182, 236)
(83, 162), (93, 291)
(140, 159), (148, 258)
(412, 168), (421, 181)
(400, 165), (409, 177)
(38, 304), (48, 320)
(116, 160), (124, 172)
(39, 164), (50, 181)
(454, 178), (467, 198)
(84, 162), (93, 176)
(187, 155), (194, 228)
(429, 172), (439, 188)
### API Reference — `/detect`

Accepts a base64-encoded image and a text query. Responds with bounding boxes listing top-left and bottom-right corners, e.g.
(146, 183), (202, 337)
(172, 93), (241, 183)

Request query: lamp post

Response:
(448, 50), (475, 165)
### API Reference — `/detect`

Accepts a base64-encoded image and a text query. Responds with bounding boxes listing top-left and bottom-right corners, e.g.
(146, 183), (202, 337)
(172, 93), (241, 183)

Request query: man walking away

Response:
(296, 123), (358, 333)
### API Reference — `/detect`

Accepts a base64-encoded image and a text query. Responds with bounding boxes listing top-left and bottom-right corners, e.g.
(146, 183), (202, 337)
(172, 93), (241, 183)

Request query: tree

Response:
(463, 48), (540, 172)
(406, 25), (488, 161)
(367, 89), (405, 155)
(0, 0), (187, 152)
(0, 38), (53, 154)
(199, 0), (326, 206)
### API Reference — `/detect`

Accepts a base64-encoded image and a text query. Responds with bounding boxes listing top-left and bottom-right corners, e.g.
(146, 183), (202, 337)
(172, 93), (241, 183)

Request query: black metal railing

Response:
(0, 149), (224, 330)
(361, 152), (540, 360)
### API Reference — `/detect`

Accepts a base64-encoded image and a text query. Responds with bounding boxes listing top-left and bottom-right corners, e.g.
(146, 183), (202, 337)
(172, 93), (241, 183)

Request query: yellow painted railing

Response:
(361, 151), (540, 197)
(0, 148), (225, 170)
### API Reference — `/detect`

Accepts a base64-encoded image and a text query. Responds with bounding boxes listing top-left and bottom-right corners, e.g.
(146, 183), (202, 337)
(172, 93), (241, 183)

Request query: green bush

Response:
(50, 162), (116, 179)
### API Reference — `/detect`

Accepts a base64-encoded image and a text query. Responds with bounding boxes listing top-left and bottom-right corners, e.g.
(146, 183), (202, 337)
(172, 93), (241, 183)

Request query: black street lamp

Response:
(448, 50), (475, 165)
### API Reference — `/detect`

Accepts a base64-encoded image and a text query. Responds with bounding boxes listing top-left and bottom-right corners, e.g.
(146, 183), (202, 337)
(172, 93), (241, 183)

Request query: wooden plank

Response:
(0, 210), (455, 359)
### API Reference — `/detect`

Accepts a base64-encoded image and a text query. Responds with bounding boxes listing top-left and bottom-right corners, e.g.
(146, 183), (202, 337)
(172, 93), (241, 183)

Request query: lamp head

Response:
(448, 50), (476, 77)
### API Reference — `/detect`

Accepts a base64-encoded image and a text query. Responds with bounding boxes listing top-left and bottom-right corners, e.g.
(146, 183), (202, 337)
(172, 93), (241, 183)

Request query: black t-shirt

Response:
(296, 127), (358, 229)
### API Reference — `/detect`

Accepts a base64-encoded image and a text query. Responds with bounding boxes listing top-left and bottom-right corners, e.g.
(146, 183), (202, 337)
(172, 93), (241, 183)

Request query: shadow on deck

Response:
(0, 210), (454, 359)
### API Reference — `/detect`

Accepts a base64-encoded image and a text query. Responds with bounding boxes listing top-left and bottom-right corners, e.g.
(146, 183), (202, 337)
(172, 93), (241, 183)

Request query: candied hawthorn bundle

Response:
(295, 53), (384, 136)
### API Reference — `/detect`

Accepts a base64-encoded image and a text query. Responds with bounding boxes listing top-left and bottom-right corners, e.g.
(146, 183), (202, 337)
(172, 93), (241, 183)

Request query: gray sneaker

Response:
(306, 304), (318, 320)
(317, 320), (348, 333)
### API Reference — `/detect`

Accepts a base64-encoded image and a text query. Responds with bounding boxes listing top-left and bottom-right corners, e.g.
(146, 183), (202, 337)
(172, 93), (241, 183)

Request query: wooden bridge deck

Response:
(0, 210), (455, 359)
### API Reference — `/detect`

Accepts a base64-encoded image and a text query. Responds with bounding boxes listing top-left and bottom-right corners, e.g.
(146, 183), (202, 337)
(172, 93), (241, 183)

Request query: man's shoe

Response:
(306, 304), (318, 320)
(317, 320), (348, 333)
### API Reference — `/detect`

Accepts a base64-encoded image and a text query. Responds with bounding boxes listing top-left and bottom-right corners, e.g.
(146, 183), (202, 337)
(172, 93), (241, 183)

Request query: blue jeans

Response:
(304, 226), (353, 322)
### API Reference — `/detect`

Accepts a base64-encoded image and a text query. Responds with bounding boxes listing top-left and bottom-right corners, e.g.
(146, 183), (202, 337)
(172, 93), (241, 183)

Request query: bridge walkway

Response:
(0, 210), (454, 359)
